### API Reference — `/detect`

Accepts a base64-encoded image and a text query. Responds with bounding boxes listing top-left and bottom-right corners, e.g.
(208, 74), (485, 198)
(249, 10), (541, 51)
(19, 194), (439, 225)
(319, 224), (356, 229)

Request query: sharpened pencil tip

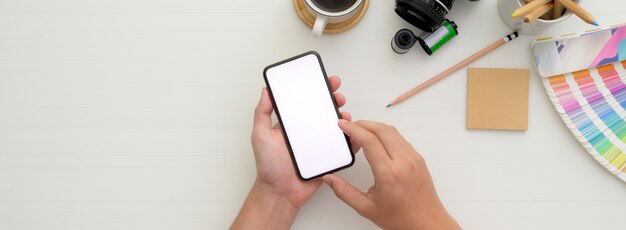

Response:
(593, 21), (599, 26)
(386, 104), (391, 108)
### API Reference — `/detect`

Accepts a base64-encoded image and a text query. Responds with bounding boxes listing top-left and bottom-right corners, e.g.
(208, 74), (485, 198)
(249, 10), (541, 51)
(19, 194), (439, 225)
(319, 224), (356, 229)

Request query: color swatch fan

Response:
(532, 23), (626, 182)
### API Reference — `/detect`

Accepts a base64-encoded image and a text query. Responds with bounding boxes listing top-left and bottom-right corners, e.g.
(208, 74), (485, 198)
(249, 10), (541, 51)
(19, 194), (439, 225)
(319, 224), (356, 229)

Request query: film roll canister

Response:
(391, 29), (417, 54)
(417, 19), (458, 55)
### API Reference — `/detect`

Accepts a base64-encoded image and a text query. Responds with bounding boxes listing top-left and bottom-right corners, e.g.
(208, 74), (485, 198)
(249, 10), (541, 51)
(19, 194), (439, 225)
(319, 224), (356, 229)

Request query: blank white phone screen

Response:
(265, 53), (352, 180)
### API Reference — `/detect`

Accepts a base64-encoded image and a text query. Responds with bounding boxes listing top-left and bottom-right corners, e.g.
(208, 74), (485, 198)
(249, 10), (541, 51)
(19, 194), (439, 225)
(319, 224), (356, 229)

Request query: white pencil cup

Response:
(497, 0), (580, 35)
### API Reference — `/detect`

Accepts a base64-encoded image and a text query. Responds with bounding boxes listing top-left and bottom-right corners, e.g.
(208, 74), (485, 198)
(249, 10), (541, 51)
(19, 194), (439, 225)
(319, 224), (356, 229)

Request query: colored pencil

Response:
(386, 32), (520, 107)
(524, 2), (553, 23)
(557, 0), (598, 26)
(512, 0), (551, 18)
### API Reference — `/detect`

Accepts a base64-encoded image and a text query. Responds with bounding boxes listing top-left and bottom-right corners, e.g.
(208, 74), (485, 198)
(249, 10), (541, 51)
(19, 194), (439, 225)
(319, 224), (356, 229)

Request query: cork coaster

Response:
(293, 0), (369, 34)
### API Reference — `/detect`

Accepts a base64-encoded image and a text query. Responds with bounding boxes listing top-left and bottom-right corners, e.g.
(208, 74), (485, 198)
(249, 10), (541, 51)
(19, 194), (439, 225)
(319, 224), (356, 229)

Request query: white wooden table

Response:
(1, 0), (625, 229)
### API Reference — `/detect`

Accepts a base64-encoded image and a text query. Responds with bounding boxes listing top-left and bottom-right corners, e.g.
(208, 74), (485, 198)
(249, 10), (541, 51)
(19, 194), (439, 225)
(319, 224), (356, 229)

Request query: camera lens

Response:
(395, 0), (455, 32)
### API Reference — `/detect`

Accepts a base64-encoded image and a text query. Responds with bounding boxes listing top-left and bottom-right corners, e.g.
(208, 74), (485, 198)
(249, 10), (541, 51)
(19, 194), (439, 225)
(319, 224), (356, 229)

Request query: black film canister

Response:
(391, 29), (416, 54)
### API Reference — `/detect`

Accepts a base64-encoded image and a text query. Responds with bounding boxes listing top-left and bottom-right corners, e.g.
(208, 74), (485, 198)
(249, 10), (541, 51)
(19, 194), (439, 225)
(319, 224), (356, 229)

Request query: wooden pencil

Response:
(512, 0), (551, 18)
(386, 32), (520, 107)
(557, 0), (598, 26)
(523, 0), (551, 20)
(524, 2), (553, 23)
(552, 0), (564, 19)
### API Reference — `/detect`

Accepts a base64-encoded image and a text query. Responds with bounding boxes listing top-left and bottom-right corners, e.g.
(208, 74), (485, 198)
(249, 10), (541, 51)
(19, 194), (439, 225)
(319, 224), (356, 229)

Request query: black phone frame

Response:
(262, 51), (355, 181)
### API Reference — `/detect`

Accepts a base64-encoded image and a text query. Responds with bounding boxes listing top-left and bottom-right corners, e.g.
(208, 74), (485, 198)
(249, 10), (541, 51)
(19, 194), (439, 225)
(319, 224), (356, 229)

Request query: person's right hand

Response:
(322, 120), (460, 230)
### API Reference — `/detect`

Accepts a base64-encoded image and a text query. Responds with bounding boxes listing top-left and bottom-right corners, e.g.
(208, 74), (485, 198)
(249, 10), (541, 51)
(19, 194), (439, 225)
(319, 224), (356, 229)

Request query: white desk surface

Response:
(1, 0), (625, 229)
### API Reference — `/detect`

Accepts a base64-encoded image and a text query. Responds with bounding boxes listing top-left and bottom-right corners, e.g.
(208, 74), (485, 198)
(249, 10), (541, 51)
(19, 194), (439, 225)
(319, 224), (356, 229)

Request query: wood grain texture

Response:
(293, 0), (370, 34)
(1, 0), (625, 229)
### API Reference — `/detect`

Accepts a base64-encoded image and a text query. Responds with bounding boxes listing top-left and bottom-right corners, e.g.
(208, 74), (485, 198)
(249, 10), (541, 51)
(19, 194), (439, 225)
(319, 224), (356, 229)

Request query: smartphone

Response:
(263, 51), (354, 181)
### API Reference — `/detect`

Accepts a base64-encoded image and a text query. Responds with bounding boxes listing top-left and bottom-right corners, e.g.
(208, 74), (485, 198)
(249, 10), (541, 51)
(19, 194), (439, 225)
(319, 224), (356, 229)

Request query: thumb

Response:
(322, 174), (371, 215)
(253, 88), (273, 132)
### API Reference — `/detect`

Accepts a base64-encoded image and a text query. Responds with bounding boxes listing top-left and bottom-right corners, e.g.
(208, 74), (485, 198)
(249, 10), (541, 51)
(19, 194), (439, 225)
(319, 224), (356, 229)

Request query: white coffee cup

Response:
(304, 0), (364, 38)
(498, 0), (579, 35)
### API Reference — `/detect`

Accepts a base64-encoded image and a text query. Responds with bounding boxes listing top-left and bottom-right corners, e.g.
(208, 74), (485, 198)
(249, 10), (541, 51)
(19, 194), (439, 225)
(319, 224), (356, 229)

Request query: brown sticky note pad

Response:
(466, 68), (529, 131)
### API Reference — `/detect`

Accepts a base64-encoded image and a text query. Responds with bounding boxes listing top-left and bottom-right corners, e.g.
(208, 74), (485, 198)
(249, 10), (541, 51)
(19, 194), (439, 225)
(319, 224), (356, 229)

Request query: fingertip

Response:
(334, 92), (346, 107)
(338, 119), (353, 135)
(311, 178), (324, 187)
(323, 174), (370, 213)
(338, 119), (349, 126)
(257, 88), (272, 110)
(340, 111), (352, 121)
(323, 174), (345, 189)
(328, 76), (341, 92)
(321, 175), (332, 185)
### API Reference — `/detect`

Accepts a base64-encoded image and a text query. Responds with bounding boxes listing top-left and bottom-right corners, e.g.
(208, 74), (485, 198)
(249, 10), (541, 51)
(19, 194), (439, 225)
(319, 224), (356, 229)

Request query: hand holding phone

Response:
(233, 52), (355, 229)
(231, 72), (354, 229)
(263, 51), (354, 181)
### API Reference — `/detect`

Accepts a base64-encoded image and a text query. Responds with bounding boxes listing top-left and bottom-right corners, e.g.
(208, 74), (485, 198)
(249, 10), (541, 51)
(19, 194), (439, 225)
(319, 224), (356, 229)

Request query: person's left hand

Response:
(231, 76), (361, 229)
(251, 76), (357, 209)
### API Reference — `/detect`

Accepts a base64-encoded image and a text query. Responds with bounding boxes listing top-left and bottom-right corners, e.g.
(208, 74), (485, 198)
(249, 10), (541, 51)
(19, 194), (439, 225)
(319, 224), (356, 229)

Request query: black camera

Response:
(395, 0), (479, 32)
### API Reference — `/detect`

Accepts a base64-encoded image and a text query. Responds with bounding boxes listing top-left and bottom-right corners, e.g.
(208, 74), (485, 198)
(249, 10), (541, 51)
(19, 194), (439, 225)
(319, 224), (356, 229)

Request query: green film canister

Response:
(417, 19), (458, 55)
